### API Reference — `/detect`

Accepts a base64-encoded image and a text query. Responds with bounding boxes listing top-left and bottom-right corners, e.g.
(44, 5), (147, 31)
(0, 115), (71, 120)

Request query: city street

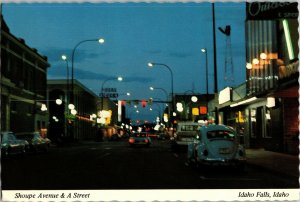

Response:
(2, 139), (298, 190)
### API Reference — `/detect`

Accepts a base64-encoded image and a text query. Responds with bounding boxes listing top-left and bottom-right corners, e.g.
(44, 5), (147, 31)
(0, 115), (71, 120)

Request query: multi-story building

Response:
(217, 2), (299, 154)
(244, 2), (298, 154)
(1, 15), (50, 136)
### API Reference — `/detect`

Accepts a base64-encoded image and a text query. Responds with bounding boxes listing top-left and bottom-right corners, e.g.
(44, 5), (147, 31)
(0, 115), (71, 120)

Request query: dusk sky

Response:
(2, 2), (246, 121)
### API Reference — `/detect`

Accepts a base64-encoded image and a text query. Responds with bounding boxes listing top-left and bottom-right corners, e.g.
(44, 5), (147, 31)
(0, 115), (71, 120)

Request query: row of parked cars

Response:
(1, 131), (51, 157)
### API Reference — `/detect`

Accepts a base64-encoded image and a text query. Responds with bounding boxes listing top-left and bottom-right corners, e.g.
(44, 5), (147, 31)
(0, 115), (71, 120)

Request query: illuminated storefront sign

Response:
(219, 87), (232, 105)
(246, 2), (298, 20)
(199, 106), (207, 115)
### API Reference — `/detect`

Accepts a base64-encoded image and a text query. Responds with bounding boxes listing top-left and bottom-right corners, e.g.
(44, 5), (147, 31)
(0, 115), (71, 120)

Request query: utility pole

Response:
(212, 3), (219, 124)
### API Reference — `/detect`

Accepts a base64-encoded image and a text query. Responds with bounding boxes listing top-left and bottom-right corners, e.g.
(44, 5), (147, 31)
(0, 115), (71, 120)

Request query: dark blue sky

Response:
(3, 2), (246, 122)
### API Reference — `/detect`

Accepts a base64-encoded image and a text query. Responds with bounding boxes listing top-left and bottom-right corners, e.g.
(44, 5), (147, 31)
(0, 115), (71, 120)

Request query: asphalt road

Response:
(2, 139), (298, 190)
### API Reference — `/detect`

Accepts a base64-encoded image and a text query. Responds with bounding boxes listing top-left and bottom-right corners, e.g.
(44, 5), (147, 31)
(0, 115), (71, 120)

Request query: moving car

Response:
(128, 132), (152, 147)
(187, 124), (246, 170)
(16, 132), (51, 153)
(1, 131), (28, 157)
(171, 121), (201, 151)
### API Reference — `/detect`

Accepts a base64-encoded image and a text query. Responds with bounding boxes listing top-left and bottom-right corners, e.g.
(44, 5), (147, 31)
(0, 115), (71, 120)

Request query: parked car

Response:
(16, 132), (51, 153)
(171, 121), (201, 151)
(1, 131), (28, 157)
(128, 132), (152, 147)
(187, 124), (246, 170)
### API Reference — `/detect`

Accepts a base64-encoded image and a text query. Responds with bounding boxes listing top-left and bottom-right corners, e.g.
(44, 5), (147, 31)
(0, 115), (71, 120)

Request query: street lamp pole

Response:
(149, 86), (169, 102)
(61, 55), (69, 103)
(71, 38), (105, 104)
(61, 54), (70, 138)
(148, 62), (174, 117)
(150, 86), (170, 125)
(201, 48), (208, 96)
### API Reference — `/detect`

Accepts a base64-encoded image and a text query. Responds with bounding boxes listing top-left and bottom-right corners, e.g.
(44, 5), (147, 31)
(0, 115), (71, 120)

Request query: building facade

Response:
(216, 2), (298, 154)
(48, 80), (98, 142)
(1, 15), (50, 136)
(47, 79), (119, 142)
(245, 2), (298, 154)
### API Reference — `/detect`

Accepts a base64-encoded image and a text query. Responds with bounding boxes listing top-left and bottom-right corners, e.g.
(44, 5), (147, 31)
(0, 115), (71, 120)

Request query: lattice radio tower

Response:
(218, 25), (234, 87)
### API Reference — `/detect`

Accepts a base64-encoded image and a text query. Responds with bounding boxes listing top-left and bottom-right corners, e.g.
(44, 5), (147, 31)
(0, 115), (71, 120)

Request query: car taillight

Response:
(144, 139), (149, 143)
(129, 138), (135, 144)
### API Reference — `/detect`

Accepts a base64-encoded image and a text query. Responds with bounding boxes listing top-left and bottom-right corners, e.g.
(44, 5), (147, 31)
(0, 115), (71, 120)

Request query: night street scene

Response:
(0, 1), (299, 202)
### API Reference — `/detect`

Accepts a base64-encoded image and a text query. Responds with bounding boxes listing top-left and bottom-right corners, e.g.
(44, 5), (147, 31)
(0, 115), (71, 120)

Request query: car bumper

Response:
(129, 142), (150, 146)
(198, 158), (246, 166)
(173, 140), (194, 146)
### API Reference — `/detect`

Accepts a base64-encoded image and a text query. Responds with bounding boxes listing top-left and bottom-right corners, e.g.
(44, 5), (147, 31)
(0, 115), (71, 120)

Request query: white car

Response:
(171, 121), (201, 151)
(187, 124), (246, 170)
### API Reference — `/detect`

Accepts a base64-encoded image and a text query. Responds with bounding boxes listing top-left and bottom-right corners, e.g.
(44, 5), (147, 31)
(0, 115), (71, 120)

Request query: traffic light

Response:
(121, 100), (126, 106)
(141, 100), (147, 108)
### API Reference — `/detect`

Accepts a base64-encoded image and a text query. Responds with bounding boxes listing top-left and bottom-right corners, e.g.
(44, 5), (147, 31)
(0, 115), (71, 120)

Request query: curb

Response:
(246, 160), (299, 178)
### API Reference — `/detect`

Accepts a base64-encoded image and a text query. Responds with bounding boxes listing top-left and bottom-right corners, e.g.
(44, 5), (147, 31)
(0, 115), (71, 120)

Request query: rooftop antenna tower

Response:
(218, 25), (234, 87)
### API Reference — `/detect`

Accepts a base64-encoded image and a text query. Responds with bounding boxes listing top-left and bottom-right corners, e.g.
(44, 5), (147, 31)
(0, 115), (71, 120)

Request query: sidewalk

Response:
(246, 148), (299, 178)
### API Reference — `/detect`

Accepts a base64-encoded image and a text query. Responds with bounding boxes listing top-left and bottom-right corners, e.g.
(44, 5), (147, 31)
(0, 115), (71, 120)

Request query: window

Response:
(250, 109), (256, 138)
(181, 125), (199, 131)
(206, 130), (235, 140)
(264, 108), (272, 138)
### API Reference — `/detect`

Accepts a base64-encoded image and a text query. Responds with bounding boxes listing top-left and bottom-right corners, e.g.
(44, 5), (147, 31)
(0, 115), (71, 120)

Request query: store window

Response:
(264, 108), (272, 138)
(250, 109), (256, 138)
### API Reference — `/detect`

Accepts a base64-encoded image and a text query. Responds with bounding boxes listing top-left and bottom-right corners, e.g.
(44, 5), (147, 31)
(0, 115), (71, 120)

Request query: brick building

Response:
(1, 15), (50, 135)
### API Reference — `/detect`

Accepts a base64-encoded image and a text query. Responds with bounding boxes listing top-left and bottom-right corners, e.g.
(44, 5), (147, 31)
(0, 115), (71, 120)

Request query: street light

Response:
(147, 62), (174, 119)
(71, 38), (105, 103)
(201, 48), (209, 96)
(149, 86), (168, 102)
(149, 86), (170, 125)
(101, 76), (123, 110)
(61, 54), (70, 104)
(201, 48), (209, 118)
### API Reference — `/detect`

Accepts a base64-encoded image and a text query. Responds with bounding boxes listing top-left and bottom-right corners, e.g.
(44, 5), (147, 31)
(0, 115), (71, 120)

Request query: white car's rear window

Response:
(180, 125), (199, 131)
(207, 130), (235, 140)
